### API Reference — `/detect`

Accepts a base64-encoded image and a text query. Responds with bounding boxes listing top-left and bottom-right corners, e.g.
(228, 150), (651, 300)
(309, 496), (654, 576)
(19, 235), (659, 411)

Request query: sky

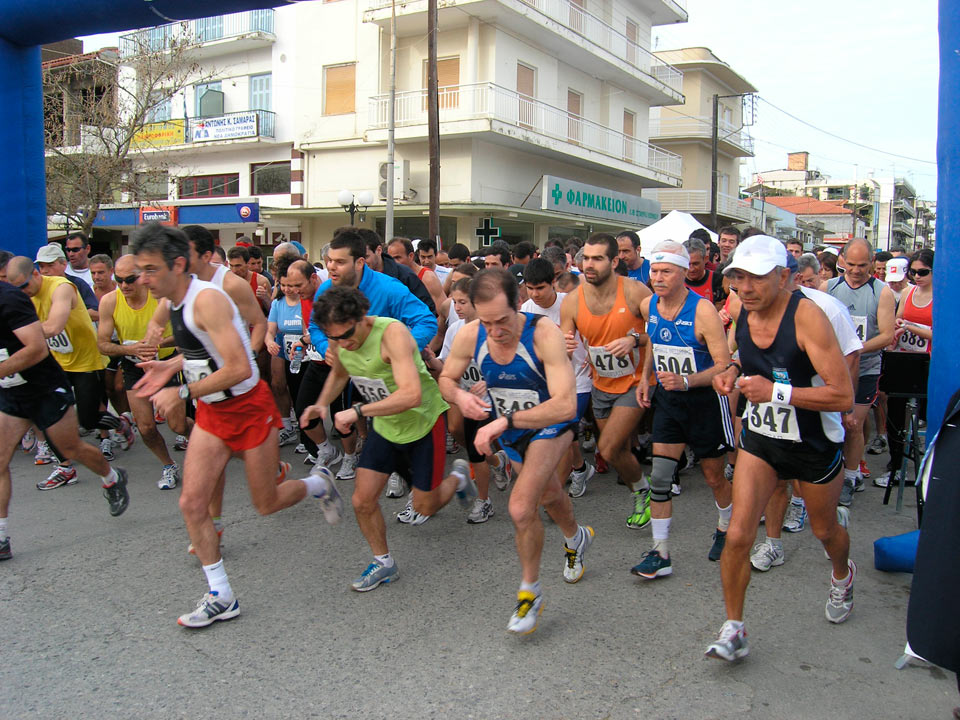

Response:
(80, 0), (940, 200)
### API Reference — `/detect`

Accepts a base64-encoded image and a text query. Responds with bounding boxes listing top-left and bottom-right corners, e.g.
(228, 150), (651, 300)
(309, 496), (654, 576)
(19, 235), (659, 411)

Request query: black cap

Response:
(509, 263), (525, 285)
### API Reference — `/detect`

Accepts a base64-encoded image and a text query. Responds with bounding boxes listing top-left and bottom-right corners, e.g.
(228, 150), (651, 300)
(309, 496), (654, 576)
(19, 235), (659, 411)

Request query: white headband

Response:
(649, 251), (690, 270)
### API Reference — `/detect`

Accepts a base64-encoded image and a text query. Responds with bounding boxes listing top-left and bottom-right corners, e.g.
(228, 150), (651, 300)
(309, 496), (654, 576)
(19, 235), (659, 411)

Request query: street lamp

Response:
(338, 189), (375, 225)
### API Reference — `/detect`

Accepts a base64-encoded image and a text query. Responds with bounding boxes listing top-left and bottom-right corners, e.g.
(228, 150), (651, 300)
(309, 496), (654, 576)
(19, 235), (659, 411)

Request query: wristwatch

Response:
(353, 402), (365, 418)
(503, 409), (516, 430)
(628, 330), (642, 348)
(178, 384), (191, 400)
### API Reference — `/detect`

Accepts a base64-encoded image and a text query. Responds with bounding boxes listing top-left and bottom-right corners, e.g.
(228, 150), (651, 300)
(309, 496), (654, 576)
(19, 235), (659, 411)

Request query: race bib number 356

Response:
(587, 346), (635, 378)
(744, 400), (800, 442)
(352, 376), (391, 403)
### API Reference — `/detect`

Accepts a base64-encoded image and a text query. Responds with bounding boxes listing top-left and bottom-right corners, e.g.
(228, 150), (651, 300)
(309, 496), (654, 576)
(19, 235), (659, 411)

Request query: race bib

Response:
(851, 315), (867, 343)
(46, 330), (74, 354)
(896, 324), (930, 354)
(182, 358), (228, 403)
(488, 387), (540, 417)
(744, 400), (800, 442)
(282, 334), (302, 359)
(587, 345), (636, 378)
(122, 339), (142, 364)
(0, 348), (26, 388)
(460, 360), (482, 390)
(352, 375), (391, 403)
(653, 344), (696, 377)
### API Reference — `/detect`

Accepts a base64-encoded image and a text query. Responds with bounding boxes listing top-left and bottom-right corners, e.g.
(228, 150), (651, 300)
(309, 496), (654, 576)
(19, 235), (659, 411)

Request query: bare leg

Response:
(352, 468), (390, 555)
(0, 414), (31, 518)
(763, 480), (791, 540)
(180, 426), (233, 565)
(126, 393), (174, 466)
(242, 428), (308, 514)
(596, 406), (645, 489)
(803, 471), (850, 578)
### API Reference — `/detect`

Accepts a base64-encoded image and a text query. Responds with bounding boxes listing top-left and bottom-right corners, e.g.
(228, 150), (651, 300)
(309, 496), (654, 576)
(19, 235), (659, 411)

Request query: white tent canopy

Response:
(637, 210), (717, 258)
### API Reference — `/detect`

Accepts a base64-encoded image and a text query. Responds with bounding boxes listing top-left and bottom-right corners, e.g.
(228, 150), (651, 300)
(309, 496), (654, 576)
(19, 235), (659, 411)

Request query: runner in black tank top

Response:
(705, 235), (857, 662)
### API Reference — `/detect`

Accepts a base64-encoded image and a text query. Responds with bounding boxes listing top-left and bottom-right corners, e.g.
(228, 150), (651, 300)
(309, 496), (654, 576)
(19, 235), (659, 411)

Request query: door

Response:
(517, 63), (535, 129)
(567, 90), (582, 145)
(423, 56), (460, 111)
(625, 19), (638, 66)
(569, 0), (585, 33)
(623, 109), (635, 161)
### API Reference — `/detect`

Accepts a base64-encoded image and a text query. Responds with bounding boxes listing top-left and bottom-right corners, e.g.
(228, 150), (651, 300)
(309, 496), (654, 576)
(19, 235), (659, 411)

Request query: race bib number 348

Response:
(744, 400), (800, 442)
(488, 387), (540, 417)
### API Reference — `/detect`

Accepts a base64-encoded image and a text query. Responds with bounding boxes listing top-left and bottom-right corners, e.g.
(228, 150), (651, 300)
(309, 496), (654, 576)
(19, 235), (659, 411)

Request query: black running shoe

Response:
(103, 467), (130, 517)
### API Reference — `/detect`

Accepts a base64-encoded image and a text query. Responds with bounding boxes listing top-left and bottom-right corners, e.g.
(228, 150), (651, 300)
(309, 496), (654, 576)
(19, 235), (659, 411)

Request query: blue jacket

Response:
(309, 266), (437, 357)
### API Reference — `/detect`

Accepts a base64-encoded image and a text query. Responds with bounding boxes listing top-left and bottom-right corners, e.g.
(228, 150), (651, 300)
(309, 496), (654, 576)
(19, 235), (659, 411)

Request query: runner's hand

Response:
(150, 387), (180, 418)
(605, 336), (635, 358)
(469, 380), (488, 396)
(333, 408), (358, 435)
(637, 382), (651, 408)
(564, 331), (579, 356)
(299, 403), (328, 427)
(713, 366), (737, 395)
(266, 340), (280, 357)
(132, 359), (178, 398)
(474, 416), (507, 456)
(657, 371), (685, 392)
(737, 374), (774, 404)
(457, 388), (492, 420)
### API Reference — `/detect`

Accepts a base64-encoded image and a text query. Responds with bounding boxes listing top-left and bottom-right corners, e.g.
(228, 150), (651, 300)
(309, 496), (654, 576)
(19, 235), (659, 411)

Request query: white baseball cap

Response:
(886, 257), (908, 282)
(35, 243), (66, 263)
(722, 235), (788, 277)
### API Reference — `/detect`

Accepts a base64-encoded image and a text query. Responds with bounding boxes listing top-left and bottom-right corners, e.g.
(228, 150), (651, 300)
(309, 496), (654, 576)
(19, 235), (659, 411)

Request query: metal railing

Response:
(894, 197), (916, 216)
(365, 0), (682, 94)
(648, 115), (754, 155)
(119, 10), (275, 57)
(892, 221), (916, 237)
(645, 189), (751, 221)
(186, 109), (275, 142)
(369, 83), (681, 178)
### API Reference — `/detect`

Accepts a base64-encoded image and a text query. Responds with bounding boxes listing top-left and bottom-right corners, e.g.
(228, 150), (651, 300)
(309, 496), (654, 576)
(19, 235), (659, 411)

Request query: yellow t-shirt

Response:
(32, 276), (107, 373)
(113, 290), (175, 360)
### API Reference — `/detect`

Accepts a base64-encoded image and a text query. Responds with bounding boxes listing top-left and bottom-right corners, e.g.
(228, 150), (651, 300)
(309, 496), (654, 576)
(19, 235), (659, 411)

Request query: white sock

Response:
(202, 559), (233, 600)
(0, 517), (7, 540)
(451, 464), (469, 491)
(844, 468), (860, 483)
(651, 517), (671, 557)
(318, 439), (333, 452)
(302, 471), (329, 497)
(766, 536), (783, 550)
(564, 527), (582, 549)
(726, 619), (744, 631)
(100, 468), (118, 487)
(374, 552), (394, 568)
(716, 502), (733, 532)
(212, 516), (224, 533)
(520, 579), (541, 596)
(630, 475), (650, 493)
(282, 417), (293, 431)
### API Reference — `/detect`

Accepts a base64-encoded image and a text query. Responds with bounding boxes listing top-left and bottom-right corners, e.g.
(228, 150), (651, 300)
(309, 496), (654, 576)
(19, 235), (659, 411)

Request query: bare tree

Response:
(43, 29), (216, 236)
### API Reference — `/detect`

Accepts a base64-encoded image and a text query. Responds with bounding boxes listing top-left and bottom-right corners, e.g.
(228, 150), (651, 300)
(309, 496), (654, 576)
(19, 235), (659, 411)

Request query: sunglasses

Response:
(65, 247), (84, 253)
(908, 268), (931, 278)
(14, 278), (29, 289)
(115, 274), (140, 285)
(326, 324), (357, 342)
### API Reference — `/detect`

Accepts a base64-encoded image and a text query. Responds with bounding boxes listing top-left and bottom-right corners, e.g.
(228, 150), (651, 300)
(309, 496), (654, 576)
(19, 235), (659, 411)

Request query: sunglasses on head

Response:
(908, 268), (931, 278)
(115, 274), (140, 285)
(326, 324), (357, 342)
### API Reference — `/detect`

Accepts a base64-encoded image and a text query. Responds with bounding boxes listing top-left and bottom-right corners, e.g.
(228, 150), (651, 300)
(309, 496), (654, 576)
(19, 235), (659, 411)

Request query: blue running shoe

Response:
(351, 560), (399, 592)
(631, 549), (672, 579)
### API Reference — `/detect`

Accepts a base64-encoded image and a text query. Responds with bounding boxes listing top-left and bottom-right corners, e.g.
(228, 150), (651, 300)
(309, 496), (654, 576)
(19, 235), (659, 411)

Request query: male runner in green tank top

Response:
(301, 286), (477, 592)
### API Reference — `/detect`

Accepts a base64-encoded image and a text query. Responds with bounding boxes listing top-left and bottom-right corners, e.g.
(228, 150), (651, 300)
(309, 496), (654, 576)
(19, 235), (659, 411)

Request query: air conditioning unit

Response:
(378, 159), (410, 201)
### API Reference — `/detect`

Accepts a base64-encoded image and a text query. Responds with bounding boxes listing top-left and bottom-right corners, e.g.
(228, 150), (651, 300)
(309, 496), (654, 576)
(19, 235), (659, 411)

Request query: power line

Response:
(758, 96), (936, 165)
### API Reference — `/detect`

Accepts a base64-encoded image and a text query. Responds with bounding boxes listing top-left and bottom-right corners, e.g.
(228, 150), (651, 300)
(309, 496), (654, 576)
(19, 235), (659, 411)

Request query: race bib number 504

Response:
(744, 400), (800, 441)
(652, 344), (695, 376)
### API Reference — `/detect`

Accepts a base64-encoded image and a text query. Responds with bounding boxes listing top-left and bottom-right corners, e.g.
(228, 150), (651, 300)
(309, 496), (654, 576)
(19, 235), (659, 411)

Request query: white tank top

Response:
(211, 263), (229, 288)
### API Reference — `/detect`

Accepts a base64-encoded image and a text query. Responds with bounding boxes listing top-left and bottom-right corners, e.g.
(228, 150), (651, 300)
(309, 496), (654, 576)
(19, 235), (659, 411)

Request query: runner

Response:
(631, 241), (735, 579)
(684, 236), (725, 305)
(823, 238), (896, 506)
(97, 254), (184, 489)
(707, 235), (855, 661)
(616, 231), (650, 285)
(226, 246), (272, 314)
(302, 285), (475, 591)
(131, 223), (341, 628)
(0, 266), (130, 559)
(717, 226), (741, 265)
(560, 233), (652, 528)
(386, 237), (446, 311)
(441, 268), (593, 635)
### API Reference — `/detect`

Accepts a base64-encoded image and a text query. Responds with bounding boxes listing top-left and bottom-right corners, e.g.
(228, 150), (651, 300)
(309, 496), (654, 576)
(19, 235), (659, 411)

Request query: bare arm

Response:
(422, 271), (447, 312)
(0, 322), (50, 377)
(862, 285), (896, 352)
(559, 291), (580, 358)
(223, 271), (266, 352)
(687, 299), (732, 389)
(182, 289), (253, 398)
(438, 321), (490, 420)
(41, 283), (77, 338)
(96, 291), (127, 357)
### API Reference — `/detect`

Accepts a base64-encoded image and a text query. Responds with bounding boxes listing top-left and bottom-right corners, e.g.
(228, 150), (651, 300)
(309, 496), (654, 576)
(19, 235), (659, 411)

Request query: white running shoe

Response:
(562, 525), (594, 583)
(337, 453), (358, 481)
(466, 497), (494, 524)
(825, 559), (857, 624)
(568, 463), (595, 498)
(490, 450), (511, 491)
(177, 591), (240, 628)
(507, 591), (544, 635)
(750, 541), (785, 572)
(385, 472), (407, 498)
(294, 443), (308, 455)
(277, 427), (299, 447)
(396, 496), (430, 525)
(317, 444), (343, 469)
(705, 620), (749, 661)
(158, 463), (180, 490)
(310, 466), (343, 525)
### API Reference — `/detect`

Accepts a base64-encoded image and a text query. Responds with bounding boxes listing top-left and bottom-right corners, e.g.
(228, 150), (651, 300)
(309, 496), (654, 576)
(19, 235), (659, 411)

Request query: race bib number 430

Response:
(587, 346), (635, 378)
(352, 376), (391, 403)
(653, 344), (695, 376)
(46, 330), (73, 354)
(488, 387), (540, 417)
(744, 400), (800, 442)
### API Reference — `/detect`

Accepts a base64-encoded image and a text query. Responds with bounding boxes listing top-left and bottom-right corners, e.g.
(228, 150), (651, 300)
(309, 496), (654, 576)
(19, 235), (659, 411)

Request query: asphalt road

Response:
(1, 428), (954, 719)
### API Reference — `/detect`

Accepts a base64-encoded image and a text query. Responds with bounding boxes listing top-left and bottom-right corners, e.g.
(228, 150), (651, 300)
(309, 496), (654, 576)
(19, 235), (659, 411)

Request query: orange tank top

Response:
(576, 276), (644, 394)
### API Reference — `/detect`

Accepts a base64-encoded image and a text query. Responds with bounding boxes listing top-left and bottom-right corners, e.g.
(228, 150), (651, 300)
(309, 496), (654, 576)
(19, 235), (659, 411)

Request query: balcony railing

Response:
(369, 83), (681, 179)
(644, 189), (751, 221)
(365, 0), (682, 95)
(894, 197), (916, 216)
(186, 109), (275, 142)
(119, 10), (275, 58)
(648, 115), (754, 155)
(892, 220), (916, 237)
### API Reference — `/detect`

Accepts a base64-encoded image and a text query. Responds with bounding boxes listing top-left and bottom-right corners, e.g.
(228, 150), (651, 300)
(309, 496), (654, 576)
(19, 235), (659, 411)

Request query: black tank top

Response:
(736, 292), (843, 451)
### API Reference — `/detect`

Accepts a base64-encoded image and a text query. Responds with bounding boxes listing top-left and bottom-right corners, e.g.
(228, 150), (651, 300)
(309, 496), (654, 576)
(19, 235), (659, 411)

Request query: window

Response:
(145, 91), (172, 123)
(625, 19), (638, 66)
(178, 173), (239, 199)
(567, 90), (582, 145)
(324, 64), (356, 115)
(195, 81), (223, 117)
(133, 172), (169, 201)
(623, 109), (636, 161)
(250, 73), (272, 111)
(251, 161), (291, 195)
(517, 63), (536, 129)
(422, 57), (460, 109)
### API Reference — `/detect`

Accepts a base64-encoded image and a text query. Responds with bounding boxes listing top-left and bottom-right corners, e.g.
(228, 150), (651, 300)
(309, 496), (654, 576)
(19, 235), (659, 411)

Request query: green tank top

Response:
(337, 317), (449, 444)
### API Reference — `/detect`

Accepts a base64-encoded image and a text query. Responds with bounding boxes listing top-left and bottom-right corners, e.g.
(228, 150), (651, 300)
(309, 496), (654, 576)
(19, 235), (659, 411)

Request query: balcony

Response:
(363, 0), (683, 107)
(643, 189), (751, 221)
(648, 115), (754, 157)
(892, 220), (915, 237)
(894, 197), (916, 216)
(119, 10), (275, 60)
(367, 83), (681, 186)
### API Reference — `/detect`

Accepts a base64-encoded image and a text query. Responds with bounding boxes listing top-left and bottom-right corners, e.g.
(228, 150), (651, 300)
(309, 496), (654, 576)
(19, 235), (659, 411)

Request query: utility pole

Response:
(427, 0), (440, 244)
(709, 93), (719, 231)
(385, 0), (397, 242)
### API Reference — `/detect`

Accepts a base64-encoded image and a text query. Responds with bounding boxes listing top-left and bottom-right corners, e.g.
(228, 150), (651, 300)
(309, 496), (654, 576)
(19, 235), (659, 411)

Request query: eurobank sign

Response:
(541, 176), (661, 226)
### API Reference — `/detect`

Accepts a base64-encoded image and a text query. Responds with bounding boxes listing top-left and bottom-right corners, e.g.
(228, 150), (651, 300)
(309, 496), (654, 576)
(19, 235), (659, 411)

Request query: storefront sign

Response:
(191, 113), (259, 142)
(139, 205), (178, 225)
(132, 119), (185, 149)
(542, 175), (660, 226)
(236, 203), (259, 222)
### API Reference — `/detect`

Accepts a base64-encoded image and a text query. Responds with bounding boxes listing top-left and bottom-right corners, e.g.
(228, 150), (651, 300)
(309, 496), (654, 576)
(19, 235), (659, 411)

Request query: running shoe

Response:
(174, 435), (188, 451)
(103, 468), (130, 517)
(858, 460), (870, 480)
(626, 489), (651, 529)
(705, 620), (749, 662)
(750, 541), (785, 571)
(303, 454), (317, 466)
(708, 529), (726, 562)
(351, 560), (398, 592)
(671, 478), (682, 496)
(158, 463), (180, 490)
(336, 453), (358, 481)
(37, 465), (77, 490)
(724, 463), (735, 481)
(782, 502), (807, 533)
(177, 591), (240, 628)
(467, 497), (494, 524)
(277, 427), (299, 447)
(154, 410), (166, 425)
(866, 435), (888, 455)
(594, 451), (608, 474)
(20, 428), (36, 454)
(0, 537), (10, 561)
(507, 591), (544, 635)
(385, 472), (407, 499)
(490, 450), (511, 491)
(294, 443), (308, 455)
(825, 559), (857, 624)
(568, 463), (595, 498)
(562, 525), (594, 583)
(34, 440), (55, 465)
(452, 459), (477, 507)
(873, 470), (911, 488)
(99, 437), (115, 461)
(631, 549), (672, 579)
(838, 477), (854, 507)
(446, 433), (460, 455)
(112, 415), (135, 451)
(78, 426), (92, 437)
(276, 461), (291, 484)
(317, 444), (343, 469)
(396, 497), (430, 526)
(309, 466), (343, 525)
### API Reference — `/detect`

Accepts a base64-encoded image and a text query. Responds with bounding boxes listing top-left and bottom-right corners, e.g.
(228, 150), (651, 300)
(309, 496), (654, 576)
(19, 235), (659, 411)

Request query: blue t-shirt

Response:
(268, 297), (304, 360)
(627, 259), (650, 285)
